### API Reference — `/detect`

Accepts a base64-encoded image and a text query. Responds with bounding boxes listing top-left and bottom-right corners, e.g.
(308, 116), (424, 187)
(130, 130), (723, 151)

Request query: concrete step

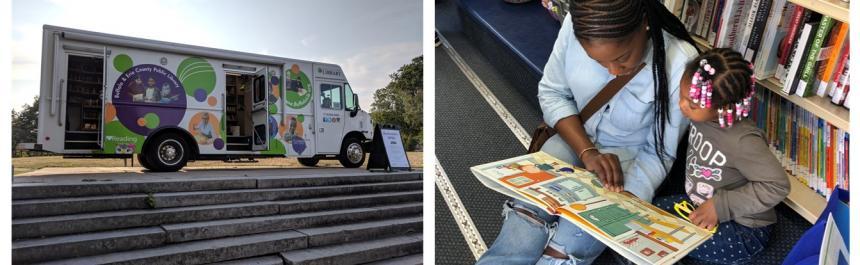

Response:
(13, 172), (422, 200)
(14, 181), (421, 218)
(255, 172), (422, 189)
(361, 254), (423, 265)
(13, 201), (279, 239)
(280, 234), (423, 265)
(13, 227), (166, 264)
(12, 178), (257, 200)
(276, 191), (422, 214)
(296, 216), (422, 248)
(37, 230), (308, 265)
(27, 216), (422, 264)
(162, 203), (422, 243)
(14, 205), (421, 263)
(13, 193), (150, 219)
(151, 180), (422, 209)
(207, 255), (284, 265)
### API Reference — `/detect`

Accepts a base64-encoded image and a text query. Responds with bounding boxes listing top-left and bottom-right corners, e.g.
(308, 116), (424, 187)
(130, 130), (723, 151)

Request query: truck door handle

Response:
(58, 78), (65, 126)
(319, 128), (324, 133)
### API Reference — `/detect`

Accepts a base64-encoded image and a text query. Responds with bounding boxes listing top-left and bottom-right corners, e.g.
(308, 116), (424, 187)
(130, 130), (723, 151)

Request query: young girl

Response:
(652, 48), (790, 264)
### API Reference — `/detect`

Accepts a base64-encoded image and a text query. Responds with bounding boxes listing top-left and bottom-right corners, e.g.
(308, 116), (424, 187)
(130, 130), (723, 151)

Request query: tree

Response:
(12, 96), (40, 155)
(371, 56), (423, 150)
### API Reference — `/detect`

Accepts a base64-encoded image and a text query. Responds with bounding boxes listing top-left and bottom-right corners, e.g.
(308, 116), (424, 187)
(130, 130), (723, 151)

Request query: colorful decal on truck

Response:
(269, 70), (281, 114)
(281, 114), (307, 154)
(188, 112), (224, 150)
(284, 64), (311, 109)
(112, 63), (187, 136)
(177, 57), (216, 104)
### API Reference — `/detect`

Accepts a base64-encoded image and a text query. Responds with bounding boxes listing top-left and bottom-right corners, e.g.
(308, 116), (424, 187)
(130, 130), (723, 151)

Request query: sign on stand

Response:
(367, 124), (412, 172)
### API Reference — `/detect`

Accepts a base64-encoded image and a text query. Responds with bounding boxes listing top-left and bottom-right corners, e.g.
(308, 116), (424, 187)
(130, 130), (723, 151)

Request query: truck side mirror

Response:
(350, 94), (359, 117)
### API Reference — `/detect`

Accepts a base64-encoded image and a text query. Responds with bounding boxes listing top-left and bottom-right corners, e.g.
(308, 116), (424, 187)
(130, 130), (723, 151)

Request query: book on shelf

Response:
(795, 16), (835, 97)
(830, 62), (849, 105)
(775, 6), (811, 83)
(815, 23), (849, 97)
(828, 47), (850, 98)
(697, 0), (716, 37)
(708, 0), (725, 44)
(751, 87), (850, 199)
(754, 1), (794, 79)
(471, 152), (712, 265)
(742, 0), (773, 62)
(782, 21), (818, 95)
(714, 0), (750, 48)
(681, 0), (702, 32)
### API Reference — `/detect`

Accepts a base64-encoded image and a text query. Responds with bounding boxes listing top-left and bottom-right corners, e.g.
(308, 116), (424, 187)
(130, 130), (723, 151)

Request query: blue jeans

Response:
(652, 194), (772, 265)
(477, 135), (655, 265)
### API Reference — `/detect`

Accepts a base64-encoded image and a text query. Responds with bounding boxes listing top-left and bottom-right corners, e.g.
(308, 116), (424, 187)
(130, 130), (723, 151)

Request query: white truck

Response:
(34, 25), (373, 171)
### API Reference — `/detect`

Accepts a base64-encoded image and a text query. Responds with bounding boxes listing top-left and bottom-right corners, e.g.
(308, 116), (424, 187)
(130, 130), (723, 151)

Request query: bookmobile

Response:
(33, 25), (373, 172)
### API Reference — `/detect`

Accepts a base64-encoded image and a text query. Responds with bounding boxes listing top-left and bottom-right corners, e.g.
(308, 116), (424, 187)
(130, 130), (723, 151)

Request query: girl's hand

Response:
(690, 198), (718, 231)
(581, 150), (624, 192)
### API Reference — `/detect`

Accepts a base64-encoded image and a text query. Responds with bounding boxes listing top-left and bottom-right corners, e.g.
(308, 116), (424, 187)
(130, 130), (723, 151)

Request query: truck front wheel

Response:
(338, 137), (365, 168)
(298, 157), (319, 167)
(145, 133), (189, 172)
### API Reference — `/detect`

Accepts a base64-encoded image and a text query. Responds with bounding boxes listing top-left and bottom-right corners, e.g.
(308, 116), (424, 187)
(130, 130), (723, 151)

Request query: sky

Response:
(11, 0), (422, 111)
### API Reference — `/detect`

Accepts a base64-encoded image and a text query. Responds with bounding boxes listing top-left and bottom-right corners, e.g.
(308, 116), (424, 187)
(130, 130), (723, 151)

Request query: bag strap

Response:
(578, 63), (646, 122)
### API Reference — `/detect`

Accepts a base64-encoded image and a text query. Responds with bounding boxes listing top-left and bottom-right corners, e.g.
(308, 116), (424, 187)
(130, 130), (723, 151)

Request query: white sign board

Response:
(381, 128), (410, 169)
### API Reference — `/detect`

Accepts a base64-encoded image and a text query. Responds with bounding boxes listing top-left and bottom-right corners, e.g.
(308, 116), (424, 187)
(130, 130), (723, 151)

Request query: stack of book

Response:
(751, 86), (849, 199)
(673, 0), (850, 106)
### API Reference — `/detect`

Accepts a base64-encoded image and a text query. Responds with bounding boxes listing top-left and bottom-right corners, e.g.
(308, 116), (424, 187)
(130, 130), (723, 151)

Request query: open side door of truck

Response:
(251, 67), (269, 151)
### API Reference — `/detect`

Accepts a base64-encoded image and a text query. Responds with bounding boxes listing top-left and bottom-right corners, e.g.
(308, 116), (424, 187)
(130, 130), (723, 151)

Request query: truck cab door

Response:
(314, 82), (346, 154)
(251, 67), (269, 151)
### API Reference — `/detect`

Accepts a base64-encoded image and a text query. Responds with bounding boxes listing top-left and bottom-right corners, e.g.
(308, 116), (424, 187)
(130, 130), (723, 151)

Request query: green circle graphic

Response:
(177, 57), (216, 96)
(143, 113), (160, 129)
(113, 54), (133, 73)
(284, 70), (312, 109)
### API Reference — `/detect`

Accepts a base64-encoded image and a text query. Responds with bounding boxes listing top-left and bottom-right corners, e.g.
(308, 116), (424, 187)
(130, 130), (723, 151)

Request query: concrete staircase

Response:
(12, 171), (423, 265)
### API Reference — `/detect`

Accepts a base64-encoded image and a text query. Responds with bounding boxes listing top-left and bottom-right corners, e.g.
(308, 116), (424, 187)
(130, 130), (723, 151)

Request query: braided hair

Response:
(570, 0), (700, 162)
(685, 48), (754, 109)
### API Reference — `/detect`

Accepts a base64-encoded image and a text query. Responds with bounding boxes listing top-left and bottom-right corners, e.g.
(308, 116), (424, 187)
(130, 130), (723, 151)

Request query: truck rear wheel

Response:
(298, 157), (319, 167)
(338, 137), (365, 168)
(145, 133), (189, 172)
(137, 153), (152, 171)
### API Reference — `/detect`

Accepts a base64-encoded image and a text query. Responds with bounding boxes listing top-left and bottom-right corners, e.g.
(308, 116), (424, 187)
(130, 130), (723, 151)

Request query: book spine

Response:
(716, 0), (739, 47)
(737, 0), (758, 51)
(831, 58), (850, 100)
(814, 22), (846, 96)
(709, 0), (726, 44)
(775, 6), (806, 81)
(827, 42), (850, 97)
(796, 16), (834, 97)
(697, 0), (710, 36)
(783, 22), (816, 95)
(754, 1), (791, 78)
(745, 0), (773, 61)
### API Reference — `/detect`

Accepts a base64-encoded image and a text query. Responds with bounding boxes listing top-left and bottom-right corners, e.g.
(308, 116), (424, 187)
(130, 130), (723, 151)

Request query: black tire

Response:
(137, 153), (152, 171)
(145, 133), (189, 172)
(338, 137), (365, 168)
(298, 157), (320, 167)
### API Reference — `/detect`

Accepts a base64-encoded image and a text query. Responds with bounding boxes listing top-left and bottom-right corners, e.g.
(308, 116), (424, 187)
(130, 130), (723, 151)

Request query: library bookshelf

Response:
(685, 0), (848, 224)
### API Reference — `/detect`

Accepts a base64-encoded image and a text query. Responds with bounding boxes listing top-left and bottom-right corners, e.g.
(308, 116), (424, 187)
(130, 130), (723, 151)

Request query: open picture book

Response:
(471, 152), (713, 264)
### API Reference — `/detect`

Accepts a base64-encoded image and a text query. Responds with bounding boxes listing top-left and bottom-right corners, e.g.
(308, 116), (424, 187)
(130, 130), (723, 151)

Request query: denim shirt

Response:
(537, 14), (697, 200)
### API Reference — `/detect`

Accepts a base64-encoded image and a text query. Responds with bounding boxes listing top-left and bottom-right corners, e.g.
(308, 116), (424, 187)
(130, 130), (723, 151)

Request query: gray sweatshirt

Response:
(684, 120), (790, 228)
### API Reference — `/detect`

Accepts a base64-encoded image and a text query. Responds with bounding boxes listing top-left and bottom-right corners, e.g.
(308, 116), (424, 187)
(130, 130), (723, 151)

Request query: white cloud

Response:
(300, 35), (318, 47)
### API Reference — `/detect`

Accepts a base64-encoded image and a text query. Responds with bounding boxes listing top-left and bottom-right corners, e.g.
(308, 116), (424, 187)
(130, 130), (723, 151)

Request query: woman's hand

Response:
(690, 198), (718, 231)
(581, 149), (624, 192)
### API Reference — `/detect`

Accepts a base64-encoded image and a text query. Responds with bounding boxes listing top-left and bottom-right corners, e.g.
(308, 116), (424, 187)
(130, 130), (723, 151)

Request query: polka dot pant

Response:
(652, 194), (772, 265)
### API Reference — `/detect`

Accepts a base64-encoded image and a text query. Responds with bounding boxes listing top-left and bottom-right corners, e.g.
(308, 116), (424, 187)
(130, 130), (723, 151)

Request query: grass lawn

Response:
(12, 152), (423, 176)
